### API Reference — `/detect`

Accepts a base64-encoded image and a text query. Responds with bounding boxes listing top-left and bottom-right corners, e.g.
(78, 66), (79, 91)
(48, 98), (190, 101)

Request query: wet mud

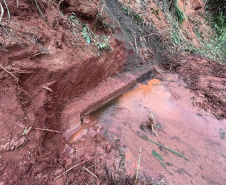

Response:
(79, 75), (226, 184)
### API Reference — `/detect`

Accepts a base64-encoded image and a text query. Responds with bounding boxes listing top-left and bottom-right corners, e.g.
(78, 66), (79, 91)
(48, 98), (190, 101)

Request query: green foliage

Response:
(69, 13), (111, 51)
(122, 6), (129, 15)
(152, 150), (167, 169)
(143, 135), (188, 160)
(95, 36), (111, 50)
(159, 0), (225, 62)
(132, 13), (144, 23)
(150, 8), (159, 15)
(82, 26), (91, 44)
(206, 0), (226, 38)
(166, 0), (185, 24)
(70, 14), (80, 24)
(219, 128), (225, 139)
(174, 2), (185, 23)
(204, 1), (226, 63)
(205, 0), (226, 17)
(205, 0), (226, 39)
(172, 30), (180, 44)
(121, 5), (144, 23)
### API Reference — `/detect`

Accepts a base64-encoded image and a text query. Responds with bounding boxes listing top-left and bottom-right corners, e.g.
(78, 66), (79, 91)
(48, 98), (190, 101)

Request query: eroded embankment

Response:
(0, 0), (135, 184)
(0, 0), (226, 185)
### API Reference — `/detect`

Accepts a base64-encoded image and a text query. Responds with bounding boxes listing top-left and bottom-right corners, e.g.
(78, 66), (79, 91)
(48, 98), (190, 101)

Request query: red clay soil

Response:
(0, 0), (226, 185)
(163, 55), (226, 119)
(0, 0), (132, 184)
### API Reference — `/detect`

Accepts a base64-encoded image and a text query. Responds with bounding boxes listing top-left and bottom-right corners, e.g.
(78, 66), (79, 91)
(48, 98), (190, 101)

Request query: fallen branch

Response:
(143, 136), (188, 160)
(54, 156), (96, 180)
(0, 63), (19, 82)
(33, 128), (61, 133)
(134, 147), (142, 185)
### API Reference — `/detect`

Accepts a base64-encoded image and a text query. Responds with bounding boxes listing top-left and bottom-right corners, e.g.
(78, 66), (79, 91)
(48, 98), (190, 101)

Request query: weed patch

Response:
(121, 5), (144, 23)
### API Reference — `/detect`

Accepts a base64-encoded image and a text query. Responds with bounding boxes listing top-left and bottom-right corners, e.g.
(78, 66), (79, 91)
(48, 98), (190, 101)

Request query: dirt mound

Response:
(163, 54), (226, 118)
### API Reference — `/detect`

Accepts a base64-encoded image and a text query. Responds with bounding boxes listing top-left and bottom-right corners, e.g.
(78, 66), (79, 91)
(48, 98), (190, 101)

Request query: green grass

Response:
(143, 135), (188, 160)
(161, 1), (226, 63)
(166, 0), (185, 24)
(174, 1), (185, 23)
(172, 30), (180, 44)
(197, 4), (226, 63)
(121, 5), (144, 23)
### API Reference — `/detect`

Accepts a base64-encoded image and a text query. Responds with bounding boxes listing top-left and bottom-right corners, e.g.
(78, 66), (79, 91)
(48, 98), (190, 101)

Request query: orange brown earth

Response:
(0, 0), (225, 184)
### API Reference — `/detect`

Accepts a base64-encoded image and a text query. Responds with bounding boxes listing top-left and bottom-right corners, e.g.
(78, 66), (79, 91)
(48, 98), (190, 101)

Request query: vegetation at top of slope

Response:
(154, 0), (226, 63)
(205, 0), (226, 61)
(166, 0), (185, 24)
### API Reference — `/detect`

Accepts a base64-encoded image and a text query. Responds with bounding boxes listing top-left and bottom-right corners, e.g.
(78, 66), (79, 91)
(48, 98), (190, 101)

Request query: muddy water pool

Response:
(70, 76), (226, 184)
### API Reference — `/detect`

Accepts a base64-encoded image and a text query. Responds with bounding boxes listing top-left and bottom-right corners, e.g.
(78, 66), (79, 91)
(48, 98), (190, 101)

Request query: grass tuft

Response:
(167, 0), (185, 24)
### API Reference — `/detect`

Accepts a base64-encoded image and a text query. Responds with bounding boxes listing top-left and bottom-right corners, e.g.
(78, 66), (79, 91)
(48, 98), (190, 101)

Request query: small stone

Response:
(95, 134), (103, 142)
(196, 113), (203, 117)
(37, 174), (42, 179)
(106, 144), (112, 153)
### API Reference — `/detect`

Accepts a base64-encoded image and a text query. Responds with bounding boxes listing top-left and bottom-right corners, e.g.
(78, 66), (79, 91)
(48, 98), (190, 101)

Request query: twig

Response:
(34, 0), (45, 20)
(0, 2), (4, 23)
(148, 114), (158, 136)
(42, 81), (55, 92)
(132, 32), (138, 54)
(3, 0), (10, 20)
(143, 136), (188, 160)
(134, 147), (142, 185)
(0, 63), (19, 82)
(7, 67), (33, 74)
(33, 128), (61, 133)
(54, 156), (96, 180)
(83, 167), (98, 178)
(217, 70), (223, 77)
(58, 0), (64, 6)
(100, 5), (105, 15)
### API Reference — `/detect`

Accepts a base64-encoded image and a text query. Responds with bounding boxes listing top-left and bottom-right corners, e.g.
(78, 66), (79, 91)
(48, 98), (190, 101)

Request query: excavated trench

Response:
(0, 0), (226, 184)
